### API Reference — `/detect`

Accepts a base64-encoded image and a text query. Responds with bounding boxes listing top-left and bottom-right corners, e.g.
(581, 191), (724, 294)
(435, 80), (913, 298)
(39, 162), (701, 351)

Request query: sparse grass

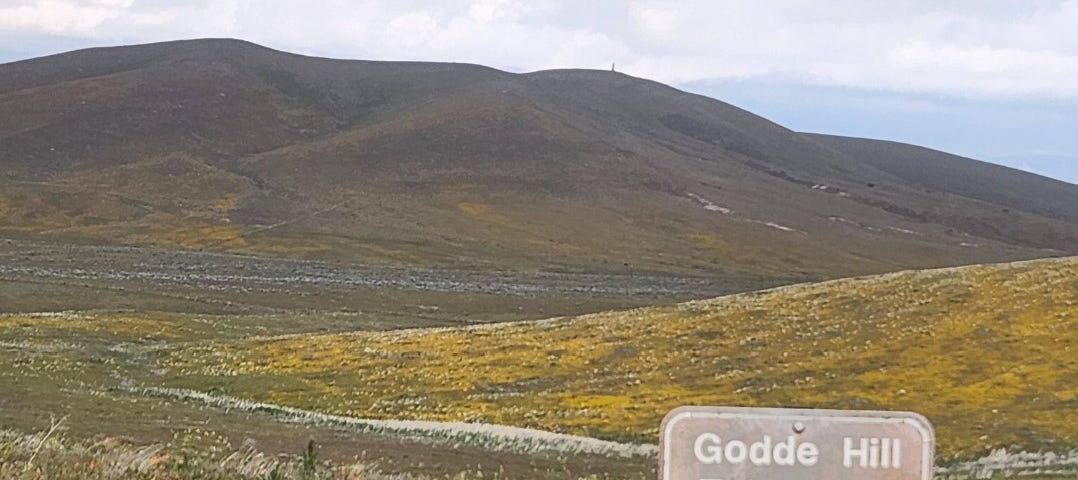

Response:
(162, 257), (1077, 463)
(135, 386), (656, 458)
(0, 424), (651, 479)
(0, 308), (656, 478)
(0, 426), (397, 479)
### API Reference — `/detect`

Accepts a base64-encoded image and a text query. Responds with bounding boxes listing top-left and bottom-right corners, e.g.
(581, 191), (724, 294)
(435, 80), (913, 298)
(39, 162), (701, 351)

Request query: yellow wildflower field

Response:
(165, 257), (1078, 461)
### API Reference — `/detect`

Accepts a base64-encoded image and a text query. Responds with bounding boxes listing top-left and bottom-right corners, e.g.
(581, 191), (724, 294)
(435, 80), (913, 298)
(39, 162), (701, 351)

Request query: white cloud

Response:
(466, 0), (518, 24)
(629, 4), (677, 34)
(4, 0), (1078, 101)
(0, 0), (118, 34)
(885, 42), (1078, 98)
(92, 0), (134, 7)
(0, 0), (170, 35)
(609, 0), (1078, 101)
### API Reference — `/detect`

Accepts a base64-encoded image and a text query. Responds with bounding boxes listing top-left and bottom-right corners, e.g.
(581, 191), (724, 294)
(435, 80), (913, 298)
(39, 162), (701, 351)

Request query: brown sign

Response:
(660, 407), (934, 480)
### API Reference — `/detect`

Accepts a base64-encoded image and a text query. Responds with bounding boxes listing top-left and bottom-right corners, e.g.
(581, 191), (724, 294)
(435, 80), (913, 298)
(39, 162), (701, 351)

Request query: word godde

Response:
(693, 434), (818, 466)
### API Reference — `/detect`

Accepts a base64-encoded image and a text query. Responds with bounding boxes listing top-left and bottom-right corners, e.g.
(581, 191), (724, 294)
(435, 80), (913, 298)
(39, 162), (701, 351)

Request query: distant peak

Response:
(66, 37), (281, 61)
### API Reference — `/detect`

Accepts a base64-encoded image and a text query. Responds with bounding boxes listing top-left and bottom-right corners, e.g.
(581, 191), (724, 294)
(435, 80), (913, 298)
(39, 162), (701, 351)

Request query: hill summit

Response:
(2, 38), (1076, 284)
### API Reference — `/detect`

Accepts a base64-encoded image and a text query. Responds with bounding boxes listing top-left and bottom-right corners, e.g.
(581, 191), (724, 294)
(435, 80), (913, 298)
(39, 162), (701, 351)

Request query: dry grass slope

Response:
(164, 257), (1078, 462)
(6, 39), (1078, 279)
(0, 427), (596, 480)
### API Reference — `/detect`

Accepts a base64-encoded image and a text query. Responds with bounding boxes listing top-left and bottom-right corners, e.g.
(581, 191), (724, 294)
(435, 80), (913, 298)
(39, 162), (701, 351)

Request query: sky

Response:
(2, 0), (1076, 184)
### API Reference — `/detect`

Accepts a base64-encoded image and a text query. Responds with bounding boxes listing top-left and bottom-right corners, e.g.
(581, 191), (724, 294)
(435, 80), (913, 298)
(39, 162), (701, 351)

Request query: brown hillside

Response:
(2, 39), (1076, 283)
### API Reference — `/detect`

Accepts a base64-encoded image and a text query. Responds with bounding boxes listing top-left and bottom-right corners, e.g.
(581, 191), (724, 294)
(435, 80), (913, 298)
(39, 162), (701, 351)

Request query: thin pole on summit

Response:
(611, 62), (615, 72)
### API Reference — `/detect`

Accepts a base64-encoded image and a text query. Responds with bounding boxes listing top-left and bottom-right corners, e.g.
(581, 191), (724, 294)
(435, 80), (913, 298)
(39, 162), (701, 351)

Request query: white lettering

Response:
(694, 433), (724, 464)
(724, 440), (748, 463)
(844, 437), (903, 469)
(748, 436), (773, 465)
(796, 442), (819, 466)
(844, 437), (869, 468)
(693, 433), (820, 467)
(870, 437), (880, 468)
(881, 438), (891, 468)
(892, 439), (901, 468)
(773, 435), (796, 466)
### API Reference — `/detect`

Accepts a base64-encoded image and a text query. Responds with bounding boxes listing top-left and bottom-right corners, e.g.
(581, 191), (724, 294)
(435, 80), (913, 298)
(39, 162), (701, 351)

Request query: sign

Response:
(660, 406), (934, 480)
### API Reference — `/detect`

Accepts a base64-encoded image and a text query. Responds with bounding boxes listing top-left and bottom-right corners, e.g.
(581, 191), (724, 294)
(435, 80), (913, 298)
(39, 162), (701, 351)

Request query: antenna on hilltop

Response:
(611, 62), (616, 72)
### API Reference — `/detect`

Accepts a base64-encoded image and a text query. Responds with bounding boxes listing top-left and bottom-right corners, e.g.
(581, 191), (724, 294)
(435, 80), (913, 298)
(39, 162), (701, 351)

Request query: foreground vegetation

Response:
(0, 427), (365, 480)
(0, 309), (654, 477)
(1, 425), (1068, 480)
(1, 257), (1075, 478)
(161, 257), (1077, 464)
(1, 426), (630, 480)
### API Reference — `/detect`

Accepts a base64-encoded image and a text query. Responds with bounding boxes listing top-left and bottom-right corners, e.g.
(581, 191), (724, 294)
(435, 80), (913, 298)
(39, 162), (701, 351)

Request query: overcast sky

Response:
(2, 0), (1076, 184)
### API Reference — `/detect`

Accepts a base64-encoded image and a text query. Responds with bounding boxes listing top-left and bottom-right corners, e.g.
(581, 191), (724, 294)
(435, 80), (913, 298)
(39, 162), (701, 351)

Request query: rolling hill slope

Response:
(2, 38), (1076, 285)
(807, 133), (1078, 248)
(159, 256), (1078, 462)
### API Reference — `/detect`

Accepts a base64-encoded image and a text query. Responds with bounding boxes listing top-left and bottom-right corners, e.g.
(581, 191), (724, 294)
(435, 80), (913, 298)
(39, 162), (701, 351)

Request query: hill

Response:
(806, 133), (1078, 246)
(2, 38), (1076, 287)
(159, 256), (1078, 463)
(1, 257), (1074, 478)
